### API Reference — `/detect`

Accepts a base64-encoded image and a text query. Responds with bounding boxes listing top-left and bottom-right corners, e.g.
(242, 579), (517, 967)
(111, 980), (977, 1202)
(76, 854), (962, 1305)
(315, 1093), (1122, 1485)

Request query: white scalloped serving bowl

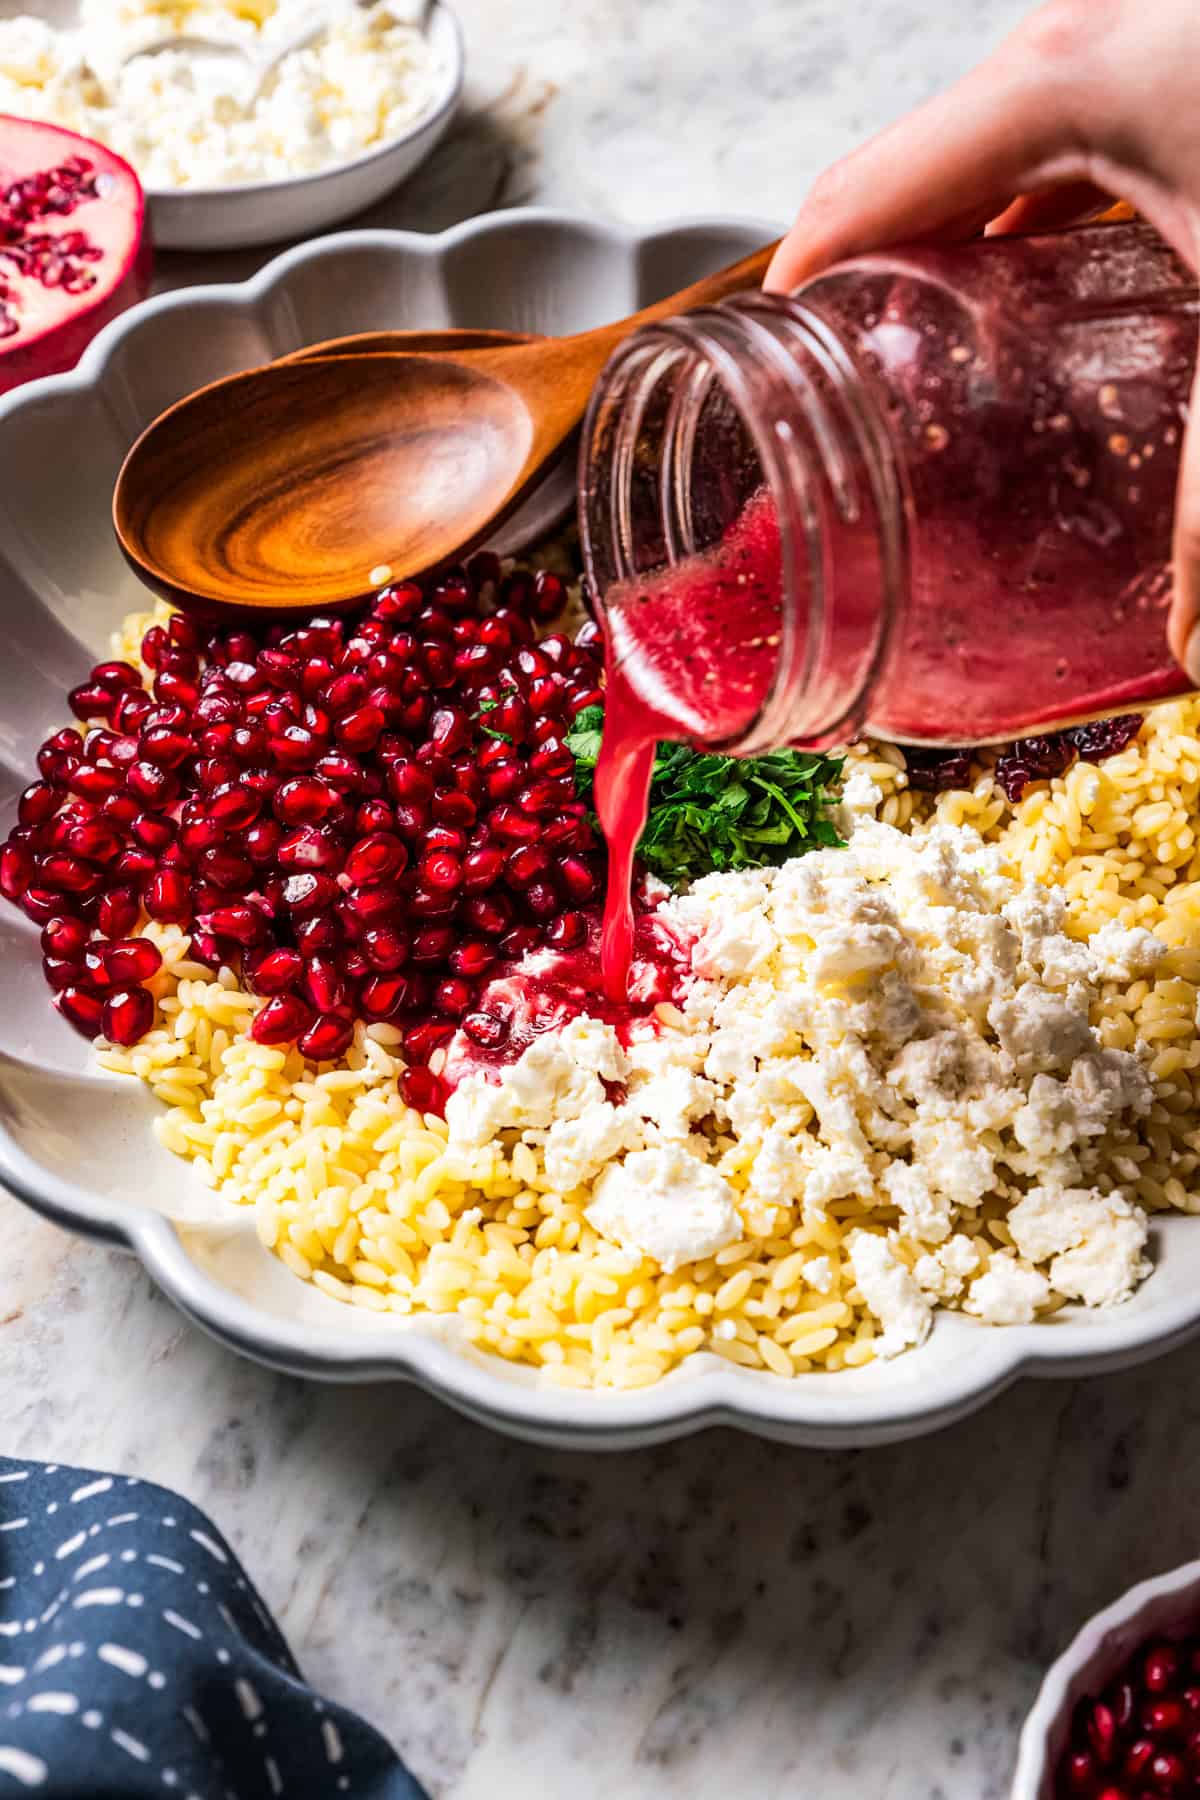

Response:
(3, 209), (1200, 1449)
(1013, 1560), (1200, 1798)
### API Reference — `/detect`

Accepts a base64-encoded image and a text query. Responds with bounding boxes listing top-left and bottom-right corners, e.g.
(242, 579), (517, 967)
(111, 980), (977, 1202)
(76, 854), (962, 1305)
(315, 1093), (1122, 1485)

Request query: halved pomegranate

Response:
(0, 116), (151, 396)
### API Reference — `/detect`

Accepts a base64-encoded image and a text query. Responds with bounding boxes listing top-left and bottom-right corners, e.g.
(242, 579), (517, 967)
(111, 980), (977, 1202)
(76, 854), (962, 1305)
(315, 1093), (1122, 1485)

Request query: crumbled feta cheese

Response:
(445, 812), (1163, 1340)
(586, 1145), (740, 1272)
(801, 1254), (835, 1294)
(966, 1259), (1051, 1325)
(847, 1231), (932, 1358)
(1089, 920), (1168, 984)
(1008, 1186), (1149, 1306)
(913, 1234), (980, 1299)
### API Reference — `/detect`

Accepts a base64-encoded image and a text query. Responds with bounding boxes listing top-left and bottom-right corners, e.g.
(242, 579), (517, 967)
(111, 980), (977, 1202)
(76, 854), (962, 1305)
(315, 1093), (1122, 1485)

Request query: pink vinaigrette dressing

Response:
(584, 221), (1200, 997)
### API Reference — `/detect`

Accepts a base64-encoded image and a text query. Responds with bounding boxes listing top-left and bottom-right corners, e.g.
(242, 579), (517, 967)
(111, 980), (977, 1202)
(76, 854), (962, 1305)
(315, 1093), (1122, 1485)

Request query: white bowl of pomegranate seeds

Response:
(1013, 1560), (1200, 1799)
(8, 210), (1200, 1450)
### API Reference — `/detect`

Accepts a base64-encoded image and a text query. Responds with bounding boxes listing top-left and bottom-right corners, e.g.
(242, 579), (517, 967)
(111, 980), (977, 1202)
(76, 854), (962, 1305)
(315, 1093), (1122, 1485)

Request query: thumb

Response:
(1168, 361), (1200, 687)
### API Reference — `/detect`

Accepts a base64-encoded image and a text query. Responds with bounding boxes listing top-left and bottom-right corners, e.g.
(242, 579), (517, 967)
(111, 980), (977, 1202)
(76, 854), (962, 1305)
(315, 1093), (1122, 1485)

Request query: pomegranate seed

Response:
(103, 938), (162, 983)
(179, 816), (224, 860)
(524, 880), (560, 920)
(199, 846), (253, 890)
(139, 725), (193, 769)
(63, 818), (122, 864)
(411, 926), (455, 966)
(68, 763), (119, 801)
(113, 846), (156, 887)
(448, 940), (494, 978)
(68, 682), (117, 721)
(464, 893), (513, 936)
(1146, 1648), (1181, 1694)
(335, 705), (385, 751)
(100, 985), (154, 1045)
(0, 841), (34, 899)
(275, 775), (337, 824)
(97, 888), (139, 938)
(126, 760), (177, 808)
(400, 1066), (443, 1112)
(247, 946), (303, 995)
(345, 831), (407, 885)
(293, 915), (341, 954)
(299, 1013), (354, 1061)
(252, 993), (315, 1045)
(362, 924), (409, 971)
(302, 954), (347, 1013)
(489, 807), (540, 846)
(245, 819), (283, 864)
(482, 761), (524, 804)
(1149, 1750), (1187, 1790)
(145, 868), (191, 923)
(500, 924), (540, 959)
(434, 977), (472, 1016)
(462, 846), (505, 892)
(39, 851), (98, 894)
(402, 1018), (454, 1061)
(43, 952), (83, 991)
(57, 983), (104, 1037)
(206, 784), (261, 829)
(559, 855), (598, 900)
(200, 904), (266, 947)
(387, 760), (434, 805)
(529, 737), (574, 778)
(18, 782), (57, 827)
(529, 570), (566, 621)
(372, 581), (424, 622)
(277, 826), (341, 872)
(22, 885), (68, 924)
(1118, 1737), (1154, 1779)
(282, 871), (339, 916)
(1143, 1699), (1186, 1738)
(128, 812), (173, 854)
(421, 851), (462, 892)
(41, 915), (89, 959)
(408, 887), (456, 920)
(360, 973), (408, 1019)
(506, 845), (553, 887)
(462, 1009), (509, 1049)
(1089, 1703), (1119, 1765)
(546, 910), (587, 949)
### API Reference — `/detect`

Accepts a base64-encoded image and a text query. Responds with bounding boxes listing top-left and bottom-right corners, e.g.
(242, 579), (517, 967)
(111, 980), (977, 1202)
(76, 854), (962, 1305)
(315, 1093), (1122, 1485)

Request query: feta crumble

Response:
(445, 813), (1161, 1357)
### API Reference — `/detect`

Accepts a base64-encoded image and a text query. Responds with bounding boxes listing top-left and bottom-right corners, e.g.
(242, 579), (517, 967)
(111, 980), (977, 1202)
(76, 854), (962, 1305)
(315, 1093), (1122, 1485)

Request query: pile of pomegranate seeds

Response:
(1057, 1633), (1200, 1797)
(0, 557), (605, 1107)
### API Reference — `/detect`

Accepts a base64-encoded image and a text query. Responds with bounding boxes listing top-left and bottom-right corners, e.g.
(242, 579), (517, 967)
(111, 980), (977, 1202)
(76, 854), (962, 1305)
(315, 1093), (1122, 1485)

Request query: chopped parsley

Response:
(565, 705), (845, 886)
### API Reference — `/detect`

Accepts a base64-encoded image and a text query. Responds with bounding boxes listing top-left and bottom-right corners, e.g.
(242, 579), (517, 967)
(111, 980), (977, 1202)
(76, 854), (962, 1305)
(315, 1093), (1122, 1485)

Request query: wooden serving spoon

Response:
(113, 241), (777, 616)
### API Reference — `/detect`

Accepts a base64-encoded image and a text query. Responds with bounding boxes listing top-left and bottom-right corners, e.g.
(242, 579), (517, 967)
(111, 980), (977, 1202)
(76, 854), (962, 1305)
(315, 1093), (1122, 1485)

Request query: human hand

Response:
(765, 0), (1200, 683)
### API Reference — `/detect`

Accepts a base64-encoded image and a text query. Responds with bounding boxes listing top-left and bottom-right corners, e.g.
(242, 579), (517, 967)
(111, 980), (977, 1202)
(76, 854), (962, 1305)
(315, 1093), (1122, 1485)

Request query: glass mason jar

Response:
(578, 220), (1200, 752)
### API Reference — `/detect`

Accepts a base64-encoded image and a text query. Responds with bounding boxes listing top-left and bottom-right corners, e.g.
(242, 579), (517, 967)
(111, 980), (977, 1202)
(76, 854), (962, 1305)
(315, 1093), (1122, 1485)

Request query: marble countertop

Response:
(4, 1), (1185, 1795)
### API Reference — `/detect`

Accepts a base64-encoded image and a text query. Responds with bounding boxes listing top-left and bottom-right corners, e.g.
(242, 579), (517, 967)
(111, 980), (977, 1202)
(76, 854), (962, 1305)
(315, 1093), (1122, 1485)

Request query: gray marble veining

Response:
(2, 1), (1173, 1795)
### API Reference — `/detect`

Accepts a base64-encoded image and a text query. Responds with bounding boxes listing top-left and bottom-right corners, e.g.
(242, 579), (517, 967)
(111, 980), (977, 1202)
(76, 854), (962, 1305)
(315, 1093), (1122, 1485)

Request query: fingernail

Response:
(1186, 623), (1200, 687)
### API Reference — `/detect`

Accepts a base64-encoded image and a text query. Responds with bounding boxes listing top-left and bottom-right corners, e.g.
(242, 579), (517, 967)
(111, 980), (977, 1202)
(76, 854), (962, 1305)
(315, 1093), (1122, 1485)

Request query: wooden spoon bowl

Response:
(114, 241), (777, 615)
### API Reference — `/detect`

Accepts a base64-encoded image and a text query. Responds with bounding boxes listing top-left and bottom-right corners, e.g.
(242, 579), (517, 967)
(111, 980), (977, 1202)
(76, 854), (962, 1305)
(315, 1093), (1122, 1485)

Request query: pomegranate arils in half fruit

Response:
(0, 118), (150, 397)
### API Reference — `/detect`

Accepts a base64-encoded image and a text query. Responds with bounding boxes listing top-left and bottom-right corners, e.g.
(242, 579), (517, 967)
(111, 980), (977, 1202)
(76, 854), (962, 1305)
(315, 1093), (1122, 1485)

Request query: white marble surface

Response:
(7, 1), (1189, 1796)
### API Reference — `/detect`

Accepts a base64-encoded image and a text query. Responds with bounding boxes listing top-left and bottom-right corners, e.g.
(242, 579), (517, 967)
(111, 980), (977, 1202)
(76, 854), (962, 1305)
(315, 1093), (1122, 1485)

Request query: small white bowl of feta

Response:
(0, 0), (464, 249)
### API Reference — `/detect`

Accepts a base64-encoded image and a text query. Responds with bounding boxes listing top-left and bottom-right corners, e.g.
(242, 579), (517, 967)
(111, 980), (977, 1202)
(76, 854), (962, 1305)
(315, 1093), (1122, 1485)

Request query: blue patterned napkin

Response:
(0, 1456), (428, 1797)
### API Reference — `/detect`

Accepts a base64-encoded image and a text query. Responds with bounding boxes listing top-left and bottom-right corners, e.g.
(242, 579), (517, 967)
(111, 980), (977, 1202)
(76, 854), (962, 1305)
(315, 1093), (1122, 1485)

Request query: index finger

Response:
(764, 11), (1093, 291)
